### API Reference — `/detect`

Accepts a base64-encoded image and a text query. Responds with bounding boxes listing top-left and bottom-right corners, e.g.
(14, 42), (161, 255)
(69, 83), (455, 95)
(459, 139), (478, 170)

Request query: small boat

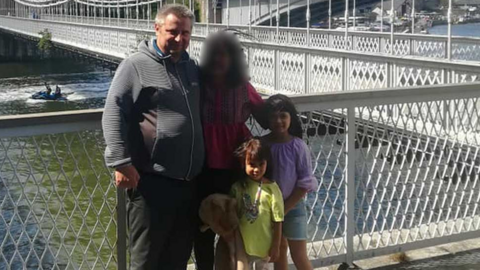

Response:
(31, 91), (67, 101)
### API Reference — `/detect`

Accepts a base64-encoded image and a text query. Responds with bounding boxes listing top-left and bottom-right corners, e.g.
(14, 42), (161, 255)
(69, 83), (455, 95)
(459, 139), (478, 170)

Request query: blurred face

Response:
(269, 111), (291, 135)
(211, 45), (231, 78)
(155, 13), (192, 61)
(245, 154), (267, 181)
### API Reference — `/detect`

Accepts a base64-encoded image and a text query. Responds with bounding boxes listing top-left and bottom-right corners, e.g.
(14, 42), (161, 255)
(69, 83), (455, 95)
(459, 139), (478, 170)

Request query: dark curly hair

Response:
(200, 30), (248, 89)
(264, 94), (303, 139)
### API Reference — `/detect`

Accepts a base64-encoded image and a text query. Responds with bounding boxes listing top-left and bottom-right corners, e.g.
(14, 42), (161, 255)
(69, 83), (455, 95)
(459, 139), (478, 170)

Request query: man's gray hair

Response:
(155, 4), (195, 26)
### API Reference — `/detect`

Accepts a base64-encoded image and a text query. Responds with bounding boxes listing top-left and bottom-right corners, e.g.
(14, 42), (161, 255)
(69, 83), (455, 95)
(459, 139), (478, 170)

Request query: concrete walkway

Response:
(315, 237), (480, 270)
(371, 248), (480, 270)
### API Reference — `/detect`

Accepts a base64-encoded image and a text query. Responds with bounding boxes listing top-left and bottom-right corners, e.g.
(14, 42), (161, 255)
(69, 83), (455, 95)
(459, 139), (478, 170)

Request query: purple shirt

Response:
(269, 137), (318, 200)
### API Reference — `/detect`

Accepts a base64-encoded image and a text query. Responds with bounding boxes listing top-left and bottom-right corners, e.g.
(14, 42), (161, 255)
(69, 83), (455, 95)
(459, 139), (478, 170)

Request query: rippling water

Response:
(429, 22), (480, 37)
(0, 56), (114, 269)
(0, 59), (112, 116)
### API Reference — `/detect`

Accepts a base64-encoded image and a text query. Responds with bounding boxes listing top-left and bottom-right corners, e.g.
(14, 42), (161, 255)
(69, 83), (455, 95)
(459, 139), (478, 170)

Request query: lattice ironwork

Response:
(349, 60), (388, 90)
(279, 52), (305, 94)
(3, 16), (480, 96)
(354, 98), (480, 252)
(248, 47), (275, 93)
(414, 40), (446, 59)
(0, 131), (117, 270)
(353, 35), (380, 54)
(6, 14), (480, 62)
(309, 54), (343, 93)
(453, 42), (480, 62)
(301, 109), (348, 259)
(394, 66), (444, 87)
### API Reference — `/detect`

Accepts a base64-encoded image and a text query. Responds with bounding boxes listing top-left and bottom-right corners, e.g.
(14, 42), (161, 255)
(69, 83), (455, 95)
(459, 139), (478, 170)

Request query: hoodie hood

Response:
(137, 39), (191, 63)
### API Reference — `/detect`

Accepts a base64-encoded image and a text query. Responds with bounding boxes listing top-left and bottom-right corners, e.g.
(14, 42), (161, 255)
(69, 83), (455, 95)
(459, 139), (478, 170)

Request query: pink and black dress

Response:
(202, 82), (265, 172)
(194, 82), (266, 270)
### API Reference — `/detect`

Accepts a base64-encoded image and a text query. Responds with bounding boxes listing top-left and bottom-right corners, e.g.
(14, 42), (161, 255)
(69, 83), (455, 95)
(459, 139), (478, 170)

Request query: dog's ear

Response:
(211, 195), (227, 212)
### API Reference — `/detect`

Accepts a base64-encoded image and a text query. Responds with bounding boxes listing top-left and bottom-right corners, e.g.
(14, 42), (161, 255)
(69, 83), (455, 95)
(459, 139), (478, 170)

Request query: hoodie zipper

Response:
(175, 63), (195, 180)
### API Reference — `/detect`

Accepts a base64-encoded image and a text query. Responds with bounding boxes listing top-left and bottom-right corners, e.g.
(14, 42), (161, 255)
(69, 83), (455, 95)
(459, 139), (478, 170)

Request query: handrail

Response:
(0, 109), (103, 138)
(2, 83), (479, 133)
(4, 15), (480, 71)
(4, 15), (480, 63)
(30, 14), (480, 44)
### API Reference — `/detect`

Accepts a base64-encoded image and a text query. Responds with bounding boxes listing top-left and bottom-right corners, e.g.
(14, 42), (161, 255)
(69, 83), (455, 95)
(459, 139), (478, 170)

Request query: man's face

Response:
(155, 13), (192, 61)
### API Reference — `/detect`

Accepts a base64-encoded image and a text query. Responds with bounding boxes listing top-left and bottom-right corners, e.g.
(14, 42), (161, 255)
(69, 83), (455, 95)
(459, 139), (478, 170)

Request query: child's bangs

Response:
(246, 150), (264, 163)
(266, 98), (289, 114)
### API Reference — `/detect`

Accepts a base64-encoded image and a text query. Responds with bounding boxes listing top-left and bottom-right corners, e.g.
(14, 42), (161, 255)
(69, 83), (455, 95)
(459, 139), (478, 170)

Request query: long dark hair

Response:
(264, 94), (303, 139)
(200, 30), (248, 89)
(235, 138), (273, 181)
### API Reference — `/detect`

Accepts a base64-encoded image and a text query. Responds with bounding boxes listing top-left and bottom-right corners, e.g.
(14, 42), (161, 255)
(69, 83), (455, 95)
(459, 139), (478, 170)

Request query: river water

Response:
(1, 24), (480, 269)
(0, 55), (115, 269)
(0, 59), (111, 116)
(429, 22), (480, 37)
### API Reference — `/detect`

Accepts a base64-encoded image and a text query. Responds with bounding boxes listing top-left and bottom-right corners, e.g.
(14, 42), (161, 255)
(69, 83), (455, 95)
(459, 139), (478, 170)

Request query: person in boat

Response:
(55, 85), (62, 98)
(44, 82), (52, 95)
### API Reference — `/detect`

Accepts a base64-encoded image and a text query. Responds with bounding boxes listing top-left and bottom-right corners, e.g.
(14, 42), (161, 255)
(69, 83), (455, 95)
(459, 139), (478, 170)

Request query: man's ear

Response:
(154, 23), (162, 34)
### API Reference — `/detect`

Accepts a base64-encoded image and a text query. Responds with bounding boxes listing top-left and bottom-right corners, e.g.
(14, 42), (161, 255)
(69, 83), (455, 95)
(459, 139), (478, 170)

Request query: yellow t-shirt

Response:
(231, 178), (284, 258)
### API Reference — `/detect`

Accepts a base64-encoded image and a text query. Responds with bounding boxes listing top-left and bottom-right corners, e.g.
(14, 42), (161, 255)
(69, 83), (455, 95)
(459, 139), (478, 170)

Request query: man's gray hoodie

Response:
(102, 39), (204, 181)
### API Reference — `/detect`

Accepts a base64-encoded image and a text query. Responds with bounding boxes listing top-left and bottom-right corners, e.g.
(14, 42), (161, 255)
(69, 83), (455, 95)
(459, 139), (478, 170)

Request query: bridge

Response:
(1, 0), (480, 269)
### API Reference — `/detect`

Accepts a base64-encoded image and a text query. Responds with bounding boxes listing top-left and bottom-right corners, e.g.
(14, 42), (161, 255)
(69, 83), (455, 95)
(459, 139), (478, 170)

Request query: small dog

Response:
(199, 194), (239, 237)
(199, 194), (249, 270)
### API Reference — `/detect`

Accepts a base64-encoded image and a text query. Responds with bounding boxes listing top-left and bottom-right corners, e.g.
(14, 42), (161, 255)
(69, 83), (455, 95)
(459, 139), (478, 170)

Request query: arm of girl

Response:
(270, 184), (285, 262)
(285, 140), (318, 214)
(284, 187), (308, 214)
(246, 83), (269, 129)
(269, 222), (282, 262)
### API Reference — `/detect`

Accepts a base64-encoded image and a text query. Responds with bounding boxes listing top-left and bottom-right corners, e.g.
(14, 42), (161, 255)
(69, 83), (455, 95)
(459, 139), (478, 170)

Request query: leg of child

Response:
(248, 256), (269, 270)
(235, 229), (250, 270)
(288, 240), (313, 270)
(274, 237), (288, 270)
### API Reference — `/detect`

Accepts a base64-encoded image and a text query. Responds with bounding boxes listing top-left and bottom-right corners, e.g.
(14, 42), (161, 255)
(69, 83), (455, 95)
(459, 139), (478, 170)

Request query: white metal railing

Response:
(23, 14), (480, 63)
(1, 83), (480, 269)
(2, 15), (480, 96)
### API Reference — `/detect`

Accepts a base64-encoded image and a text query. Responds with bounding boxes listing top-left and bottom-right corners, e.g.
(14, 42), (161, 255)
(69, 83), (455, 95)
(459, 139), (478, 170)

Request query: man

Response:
(55, 85), (61, 98)
(44, 82), (52, 95)
(102, 4), (204, 270)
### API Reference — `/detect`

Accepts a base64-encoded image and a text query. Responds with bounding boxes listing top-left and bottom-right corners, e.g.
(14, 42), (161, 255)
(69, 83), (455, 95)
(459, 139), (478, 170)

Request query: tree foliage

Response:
(38, 28), (53, 54)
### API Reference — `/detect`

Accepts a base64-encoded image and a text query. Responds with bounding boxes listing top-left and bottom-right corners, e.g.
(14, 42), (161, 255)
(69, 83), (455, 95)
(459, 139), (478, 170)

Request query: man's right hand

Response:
(115, 165), (140, 189)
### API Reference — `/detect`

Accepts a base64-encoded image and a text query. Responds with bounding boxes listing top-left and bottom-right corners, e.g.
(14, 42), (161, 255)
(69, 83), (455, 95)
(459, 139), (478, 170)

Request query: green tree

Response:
(38, 28), (53, 57)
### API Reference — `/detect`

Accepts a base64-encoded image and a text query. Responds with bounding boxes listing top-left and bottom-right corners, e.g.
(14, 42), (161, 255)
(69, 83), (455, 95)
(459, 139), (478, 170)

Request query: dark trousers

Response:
(193, 168), (240, 270)
(127, 173), (197, 270)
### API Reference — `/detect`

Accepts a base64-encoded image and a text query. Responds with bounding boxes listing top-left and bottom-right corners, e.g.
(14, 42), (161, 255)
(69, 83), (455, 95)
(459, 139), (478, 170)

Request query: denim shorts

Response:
(283, 199), (308, 241)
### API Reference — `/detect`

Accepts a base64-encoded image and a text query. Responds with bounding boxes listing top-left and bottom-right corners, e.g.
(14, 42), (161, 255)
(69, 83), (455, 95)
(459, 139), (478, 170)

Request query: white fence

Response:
(2, 16), (480, 96)
(15, 14), (480, 63)
(1, 83), (480, 269)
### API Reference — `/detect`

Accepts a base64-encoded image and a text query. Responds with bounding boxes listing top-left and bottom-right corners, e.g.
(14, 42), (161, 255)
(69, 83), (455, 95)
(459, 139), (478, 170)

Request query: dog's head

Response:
(199, 194), (239, 237)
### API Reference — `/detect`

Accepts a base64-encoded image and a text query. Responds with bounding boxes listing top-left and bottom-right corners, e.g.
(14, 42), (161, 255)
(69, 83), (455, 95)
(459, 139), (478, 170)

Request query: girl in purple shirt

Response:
(263, 94), (317, 270)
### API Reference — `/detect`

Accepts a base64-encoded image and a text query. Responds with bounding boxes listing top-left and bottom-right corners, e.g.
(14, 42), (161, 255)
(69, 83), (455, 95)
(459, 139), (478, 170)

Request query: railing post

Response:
(274, 49), (279, 92)
(342, 56), (348, 91)
(409, 38), (413, 56)
(117, 187), (128, 270)
(442, 68), (451, 131)
(447, 0), (452, 60)
(345, 106), (356, 266)
(304, 52), (310, 94)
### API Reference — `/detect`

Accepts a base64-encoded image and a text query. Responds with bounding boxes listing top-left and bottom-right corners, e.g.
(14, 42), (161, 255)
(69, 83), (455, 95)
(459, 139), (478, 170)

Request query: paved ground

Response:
(371, 249), (480, 270)
(315, 237), (480, 270)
